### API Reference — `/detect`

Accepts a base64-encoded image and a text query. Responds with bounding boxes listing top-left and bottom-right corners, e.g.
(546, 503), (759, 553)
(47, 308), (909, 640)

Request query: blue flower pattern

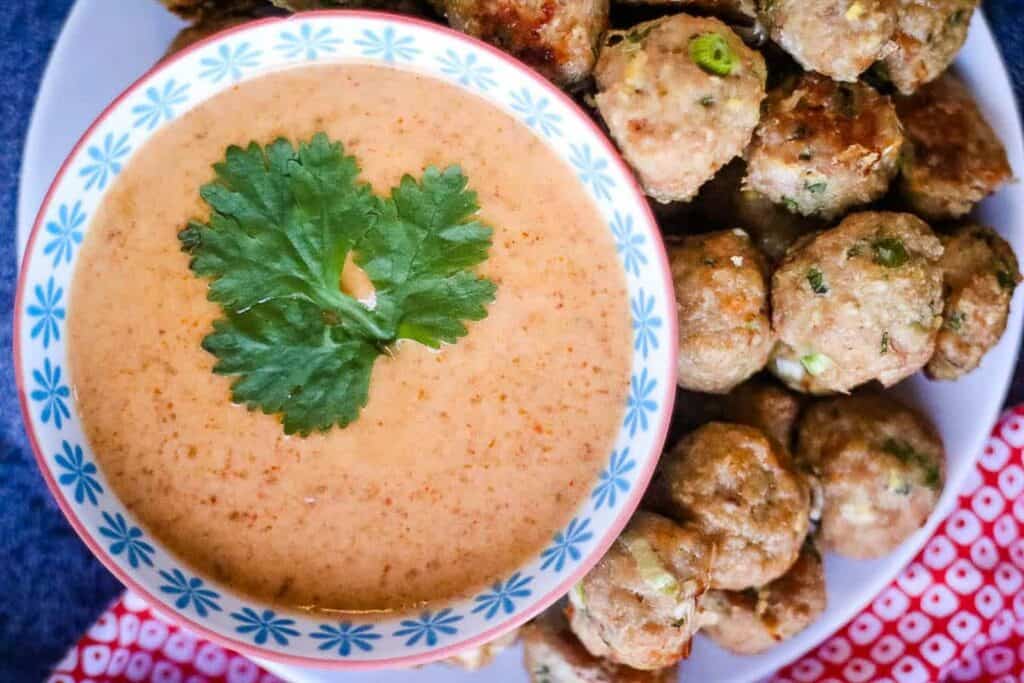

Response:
(611, 212), (647, 277)
(99, 512), (155, 568)
(393, 609), (463, 647)
(232, 607), (300, 646)
(592, 449), (636, 510)
(43, 201), (85, 267)
(624, 368), (658, 437)
(276, 24), (341, 59)
(132, 79), (190, 130)
(200, 42), (262, 82)
(79, 132), (130, 191)
(437, 50), (496, 90)
(540, 517), (594, 572)
(310, 622), (382, 656)
(54, 441), (102, 506)
(509, 88), (561, 138)
(24, 18), (676, 657)
(30, 359), (70, 429)
(27, 277), (65, 349)
(159, 569), (222, 617)
(569, 144), (614, 201)
(472, 572), (533, 619)
(631, 290), (662, 359)
(355, 27), (419, 62)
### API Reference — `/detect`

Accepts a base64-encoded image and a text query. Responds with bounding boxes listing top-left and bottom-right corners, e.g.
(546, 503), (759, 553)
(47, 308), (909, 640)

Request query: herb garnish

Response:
(805, 181), (827, 195)
(689, 33), (736, 76)
(946, 311), (966, 332)
(881, 438), (941, 490)
(880, 331), (889, 354)
(180, 134), (497, 434)
(872, 237), (908, 268)
(997, 268), (1017, 291)
(806, 267), (828, 294)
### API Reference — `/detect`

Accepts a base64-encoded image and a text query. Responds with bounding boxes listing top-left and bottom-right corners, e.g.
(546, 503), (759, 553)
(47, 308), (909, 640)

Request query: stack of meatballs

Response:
(493, 0), (1020, 679)
(162, 0), (1022, 679)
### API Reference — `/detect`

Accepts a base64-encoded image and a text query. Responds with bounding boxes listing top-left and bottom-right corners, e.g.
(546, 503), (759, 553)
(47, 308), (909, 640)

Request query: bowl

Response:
(13, 10), (677, 668)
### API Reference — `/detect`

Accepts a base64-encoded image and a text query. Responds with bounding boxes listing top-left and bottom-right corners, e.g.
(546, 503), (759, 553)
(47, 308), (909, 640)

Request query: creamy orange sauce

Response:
(69, 64), (631, 613)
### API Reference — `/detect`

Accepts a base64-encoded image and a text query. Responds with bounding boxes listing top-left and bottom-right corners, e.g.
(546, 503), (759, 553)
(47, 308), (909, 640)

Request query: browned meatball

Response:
(695, 160), (824, 264)
(699, 539), (826, 654)
(166, 3), (272, 55)
(927, 225), (1022, 380)
(445, 629), (519, 670)
(770, 211), (944, 394)
(523, 607), (677, 682)
(655, 423), (810, 590)
(798, 393), (945, 559)
(670, 230), (773, 394)
(759, 0), (898, 82)
(614, 0), (755, 21)
(718, 378), (802, 450)
(881, 0), (979, 95)
(745, 73), (904, 219)
(567, 512), (712, 670)
(897, 74), (1013, 220)
(595, 14), (766, 202)
(432, 0), (608, 85)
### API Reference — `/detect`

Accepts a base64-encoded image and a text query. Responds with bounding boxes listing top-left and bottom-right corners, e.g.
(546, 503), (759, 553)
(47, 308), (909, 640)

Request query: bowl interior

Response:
(14, 11), (677, 668)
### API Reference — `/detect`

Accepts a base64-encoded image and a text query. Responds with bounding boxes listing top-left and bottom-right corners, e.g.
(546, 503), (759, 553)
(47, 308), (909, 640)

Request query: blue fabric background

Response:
(0, 2), (1022, 680)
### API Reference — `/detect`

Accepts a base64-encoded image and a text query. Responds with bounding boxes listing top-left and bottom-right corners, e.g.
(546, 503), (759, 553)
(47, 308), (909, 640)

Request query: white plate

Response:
(17, 2), (1024, 682)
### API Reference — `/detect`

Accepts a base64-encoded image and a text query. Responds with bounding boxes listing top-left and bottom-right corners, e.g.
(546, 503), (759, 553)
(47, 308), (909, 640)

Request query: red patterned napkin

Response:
(48, 407), (1024, 683)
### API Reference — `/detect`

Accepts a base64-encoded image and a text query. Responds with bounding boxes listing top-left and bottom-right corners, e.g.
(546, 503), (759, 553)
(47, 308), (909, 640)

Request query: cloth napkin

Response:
(46, 407), (1024, 683)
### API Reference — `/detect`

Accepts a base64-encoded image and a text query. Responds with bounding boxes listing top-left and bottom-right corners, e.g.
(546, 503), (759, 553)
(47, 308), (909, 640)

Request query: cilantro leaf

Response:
(203, 298), (378, 434)
(181, 135), (497, 434)
(356, 166), (497, 348)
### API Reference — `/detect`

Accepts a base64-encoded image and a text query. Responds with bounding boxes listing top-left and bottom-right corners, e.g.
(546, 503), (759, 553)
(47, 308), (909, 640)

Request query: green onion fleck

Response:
(689, 33), (736, 76)
(699, 95), (716, 107)
(881, 331), (889, 354)
(783, 197), (799, 213)
(807, 267), (829, 294)
(626, 25), (655, 44)
(872, 237), (909, 267)
(806, 181), (827, 195)
(946, 311), (965, 332)
(800, 352), (832, 376)
(997, 269), (1017, 291)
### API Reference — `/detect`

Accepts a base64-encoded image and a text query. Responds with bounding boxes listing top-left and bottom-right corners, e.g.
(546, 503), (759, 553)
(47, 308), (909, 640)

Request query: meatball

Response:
(445, 629), (519, 670)
(699, 539), (826, 654)
(655, 423), (810, 590)
(897, 73), (1013, 220)
(927, 225), (1021, 380)
(770, 211), (944, 394)
(759, 0), (897, 82)
(567, 511), (712, 670)
(670, 230), (774, 394)
(880, 0), (979, 94)
(718, 378), (802, 450)
(798, 392), (945, 558)
(431, 0), (608, 86)
(613, 0), (756, 21)
(745, 73), (904, 219)
(523, 607), (677, 682)
(695, 160), (824, 264)
(166, 2), (272, 55)
(594, 14), (766, 202)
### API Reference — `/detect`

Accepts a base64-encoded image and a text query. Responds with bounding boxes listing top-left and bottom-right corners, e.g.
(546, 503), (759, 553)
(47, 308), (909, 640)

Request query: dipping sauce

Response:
(68, 64), (631, 613)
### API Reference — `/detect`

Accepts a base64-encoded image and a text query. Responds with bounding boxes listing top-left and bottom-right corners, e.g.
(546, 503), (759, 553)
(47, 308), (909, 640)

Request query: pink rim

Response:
(13, 9), (679, 669)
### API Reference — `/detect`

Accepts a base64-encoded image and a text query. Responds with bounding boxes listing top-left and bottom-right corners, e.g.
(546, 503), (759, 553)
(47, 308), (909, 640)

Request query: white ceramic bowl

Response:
(14, 11), (678, 668)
